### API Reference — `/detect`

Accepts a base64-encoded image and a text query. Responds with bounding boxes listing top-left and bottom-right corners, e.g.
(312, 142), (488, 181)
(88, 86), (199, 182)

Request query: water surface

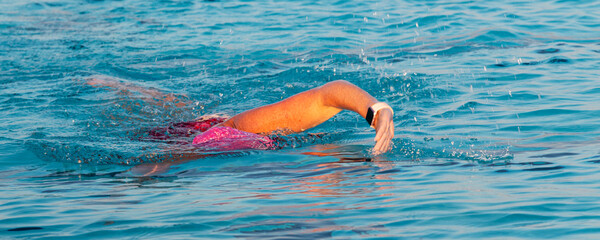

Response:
(1, 0), (600, 239)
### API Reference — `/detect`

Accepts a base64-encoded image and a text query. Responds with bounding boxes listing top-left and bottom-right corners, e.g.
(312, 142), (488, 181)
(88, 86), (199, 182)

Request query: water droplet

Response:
(483, 66), (487, 71)
(416, 22), (419, 27)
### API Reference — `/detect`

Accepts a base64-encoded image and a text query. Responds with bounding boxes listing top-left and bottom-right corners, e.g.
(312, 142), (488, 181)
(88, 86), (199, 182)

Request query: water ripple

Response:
(2, 0), (600, 239)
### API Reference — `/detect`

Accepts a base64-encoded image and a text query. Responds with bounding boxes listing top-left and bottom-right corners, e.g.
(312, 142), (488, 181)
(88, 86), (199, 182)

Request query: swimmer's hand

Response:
(373, 108), (394, 154)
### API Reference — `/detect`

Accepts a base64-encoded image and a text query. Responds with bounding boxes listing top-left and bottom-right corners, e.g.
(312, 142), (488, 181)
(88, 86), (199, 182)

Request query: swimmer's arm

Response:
(86, 76), (189, 107)
(223, 80), (394, 153)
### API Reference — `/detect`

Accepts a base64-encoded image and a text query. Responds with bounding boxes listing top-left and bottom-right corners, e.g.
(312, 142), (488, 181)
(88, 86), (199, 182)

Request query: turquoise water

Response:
(1, 0), (600, 238)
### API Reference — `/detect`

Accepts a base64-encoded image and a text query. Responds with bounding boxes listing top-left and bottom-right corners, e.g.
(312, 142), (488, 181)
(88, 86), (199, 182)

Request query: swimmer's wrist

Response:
(365, 102), (393, 128)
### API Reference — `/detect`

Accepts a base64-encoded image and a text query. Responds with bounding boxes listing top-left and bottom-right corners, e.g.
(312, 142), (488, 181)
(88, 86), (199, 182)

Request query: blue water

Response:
(1, 0), (600, 238)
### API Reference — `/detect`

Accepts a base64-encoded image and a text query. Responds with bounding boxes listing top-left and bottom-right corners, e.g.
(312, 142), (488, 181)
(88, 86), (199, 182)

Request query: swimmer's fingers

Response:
(374, 126), (389, 150)
(375, 128), (390, 153)
(384, 122), (394, 152)
(374, 109), (392, 141)
(388, 123), (395, 152)
(374, 125), (384, 142)
(374, 139), (384, 154)
(379, 122), (393, 153)
(373, 128), (391, 154)
(373, 109), (394, 155)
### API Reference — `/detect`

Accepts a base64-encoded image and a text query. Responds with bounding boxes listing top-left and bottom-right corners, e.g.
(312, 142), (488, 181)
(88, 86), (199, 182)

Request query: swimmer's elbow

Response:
(319, 80), (347, 99)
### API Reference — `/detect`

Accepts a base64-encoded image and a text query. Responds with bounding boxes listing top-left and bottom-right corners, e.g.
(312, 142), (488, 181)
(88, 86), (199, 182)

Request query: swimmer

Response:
(87, 77), (394, 154)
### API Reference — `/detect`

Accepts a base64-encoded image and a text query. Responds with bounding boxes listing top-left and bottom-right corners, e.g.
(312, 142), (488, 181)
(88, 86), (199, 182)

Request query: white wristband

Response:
(366, 102), (393, 128)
